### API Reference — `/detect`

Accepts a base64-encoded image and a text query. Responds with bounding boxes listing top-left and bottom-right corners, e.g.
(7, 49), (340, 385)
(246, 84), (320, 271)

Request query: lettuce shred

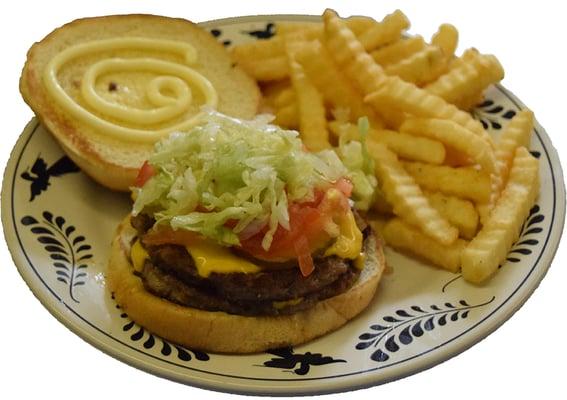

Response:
(132, 110), (349, 249)
(336, 117), (378, 211)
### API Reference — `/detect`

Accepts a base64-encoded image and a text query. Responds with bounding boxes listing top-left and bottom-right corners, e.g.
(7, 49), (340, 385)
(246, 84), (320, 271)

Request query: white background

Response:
(1, 1), (565, 399)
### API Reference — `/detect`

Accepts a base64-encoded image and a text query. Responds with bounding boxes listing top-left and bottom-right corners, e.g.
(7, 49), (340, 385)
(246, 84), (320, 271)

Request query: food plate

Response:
(2, 15), (565, 396)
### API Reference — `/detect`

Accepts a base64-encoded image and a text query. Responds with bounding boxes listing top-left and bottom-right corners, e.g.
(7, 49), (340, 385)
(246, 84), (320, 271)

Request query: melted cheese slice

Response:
(324, 210), (364, 269)
(186, 240), (260, 278)
(131, 209), (364, 277)
(131, 239), (149, 272)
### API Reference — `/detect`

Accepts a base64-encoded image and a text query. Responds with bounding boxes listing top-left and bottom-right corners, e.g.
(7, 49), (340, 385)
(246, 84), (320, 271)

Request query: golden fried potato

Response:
(384, 46), (449, 86)
(329, 121), (446, 165)
(364, 77), (493, 148)
(358, 9), (410, 51)
(286, 44), (329, 150)
(402, 161), (492, 203)
(431, 23), (459, 57)
(323, 9), (388, 94)
(425, 191), (479, 239)
(369, 142), (459, 245)
(461, 147), (540, 283)
(292, 40), (378, 123)
(382, 218), (467, 272)
(370, 36), (427, 66)
(478, 110), (534, 223)
(400, 117), (495, 173)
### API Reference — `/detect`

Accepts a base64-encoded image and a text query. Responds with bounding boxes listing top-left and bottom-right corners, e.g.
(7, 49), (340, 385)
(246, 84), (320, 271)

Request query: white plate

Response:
(2, 15), (565, 396)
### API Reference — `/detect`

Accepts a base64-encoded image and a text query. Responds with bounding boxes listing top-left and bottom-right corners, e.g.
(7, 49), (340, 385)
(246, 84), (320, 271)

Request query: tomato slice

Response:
(294, 234), (315, 277)
(239, 179), (352, 275)
(134, 161), (155, 187)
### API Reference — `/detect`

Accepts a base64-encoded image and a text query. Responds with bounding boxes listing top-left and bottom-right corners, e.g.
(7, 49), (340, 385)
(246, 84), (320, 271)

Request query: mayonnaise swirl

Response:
(43, 37), (218, 143)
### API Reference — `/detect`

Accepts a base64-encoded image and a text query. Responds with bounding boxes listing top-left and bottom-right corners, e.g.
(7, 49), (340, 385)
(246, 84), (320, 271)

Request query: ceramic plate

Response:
(2, 15), (565, 396)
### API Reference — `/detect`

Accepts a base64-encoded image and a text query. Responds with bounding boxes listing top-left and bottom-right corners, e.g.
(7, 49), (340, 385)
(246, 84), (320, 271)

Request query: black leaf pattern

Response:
(411, 321), (424, 337)
(356, 297), (496, 362)
(20, 155), (80, 201)
(117, 302), (210, 363)
(31, 227), (52, 235)
(262, 347), (345, 375)
(506, 205), (544, 263)
(472, 99), (518, 131)
(21, 211), (93, 303)
(399, 327), (413, 345)
(21, 216), (38, 225)
(385, 336), (399, 352)
(396, 310), (413, 318)
(359, 332), (381, 341)
(371, 349), (389, 362)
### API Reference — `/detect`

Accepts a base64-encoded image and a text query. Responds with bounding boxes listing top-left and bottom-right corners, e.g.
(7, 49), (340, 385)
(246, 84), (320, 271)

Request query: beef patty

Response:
(131, 213), (367, 316)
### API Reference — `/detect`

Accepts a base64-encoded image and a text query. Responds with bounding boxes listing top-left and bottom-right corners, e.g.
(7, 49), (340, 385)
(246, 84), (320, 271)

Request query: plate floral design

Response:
(2, 15), (564, 395)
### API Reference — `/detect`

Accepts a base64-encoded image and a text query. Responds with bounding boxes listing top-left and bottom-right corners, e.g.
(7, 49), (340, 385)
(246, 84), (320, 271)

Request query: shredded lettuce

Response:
(132, 110), (349, 249)
(336, 117), (378, 211)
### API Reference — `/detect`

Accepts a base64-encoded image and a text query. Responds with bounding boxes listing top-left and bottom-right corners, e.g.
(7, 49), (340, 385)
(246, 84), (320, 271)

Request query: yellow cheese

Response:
(186, 240), (260, 278)
(130, 239), (149, 272)
(273, 297), (304, 310)
(43, 37), (218, 143)
(324, 210), (363, 263)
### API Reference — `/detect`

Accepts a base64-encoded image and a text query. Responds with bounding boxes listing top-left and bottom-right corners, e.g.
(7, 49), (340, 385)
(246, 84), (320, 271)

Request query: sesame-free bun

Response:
(106, 216), (385, 354)
(20, 14), (260, 191)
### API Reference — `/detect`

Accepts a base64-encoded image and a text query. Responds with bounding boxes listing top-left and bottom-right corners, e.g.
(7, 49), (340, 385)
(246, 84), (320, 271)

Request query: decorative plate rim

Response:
(2, 15), (565, 396)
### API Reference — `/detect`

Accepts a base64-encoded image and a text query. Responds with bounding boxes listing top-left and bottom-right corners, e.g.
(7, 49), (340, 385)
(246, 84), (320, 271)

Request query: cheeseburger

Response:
(107, 111), (385, 353)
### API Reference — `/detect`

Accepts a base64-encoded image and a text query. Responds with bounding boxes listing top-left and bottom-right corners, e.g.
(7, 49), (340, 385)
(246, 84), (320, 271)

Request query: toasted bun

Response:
(107, 216), (385, 354)
(20, 14), (260, 191)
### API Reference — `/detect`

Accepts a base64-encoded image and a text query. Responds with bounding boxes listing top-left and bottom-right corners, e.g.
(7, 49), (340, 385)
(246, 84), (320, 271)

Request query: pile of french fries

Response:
(231, 9), (540, 284)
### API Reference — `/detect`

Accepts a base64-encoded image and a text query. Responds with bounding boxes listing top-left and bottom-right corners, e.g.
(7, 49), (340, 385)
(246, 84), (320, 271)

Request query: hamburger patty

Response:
(131, 213), (367, 316)
(140, 258), (360, 316)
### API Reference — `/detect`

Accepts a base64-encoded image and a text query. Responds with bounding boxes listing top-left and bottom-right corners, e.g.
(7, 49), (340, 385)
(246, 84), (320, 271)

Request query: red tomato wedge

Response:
(134, 161), (156, 187)
(239, 179), (352, 276)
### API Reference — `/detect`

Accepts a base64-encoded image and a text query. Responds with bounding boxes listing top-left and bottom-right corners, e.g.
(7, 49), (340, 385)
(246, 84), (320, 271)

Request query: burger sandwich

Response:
(107, 111), (385, 353)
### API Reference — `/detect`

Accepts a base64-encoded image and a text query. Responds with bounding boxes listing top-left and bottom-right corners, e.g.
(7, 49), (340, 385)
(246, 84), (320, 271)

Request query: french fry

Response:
(384, 46), (449, 86)
(232, 36), (286, 61)
(323, 9), (388, 94)
(400, 117), (495, 173)
(275, 16), (376, 37)
(431, 24), (459, 57)
(358, 9), (410, 51)
(425, 191), (479, 239)
(477, 110), (534, 223)
(328, 121), (446, 164)
(272, 86), (296, 108)
(368, 142), (459, 245)
(287, 44), (329, 151)
(275, 21), (322, 35)
(461, 147), (540, 283)
(364, 77), (494, 148)
(493, 110), (535, 192)
(402, 161), (492, 203)
(370, 36), (427, 66)
(274, 103), (299, 129)
(238, 56), (289, 81)
(292, 40), (379, 122)
(382, 218), (467, 272)
(425, 52), (504, 109)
